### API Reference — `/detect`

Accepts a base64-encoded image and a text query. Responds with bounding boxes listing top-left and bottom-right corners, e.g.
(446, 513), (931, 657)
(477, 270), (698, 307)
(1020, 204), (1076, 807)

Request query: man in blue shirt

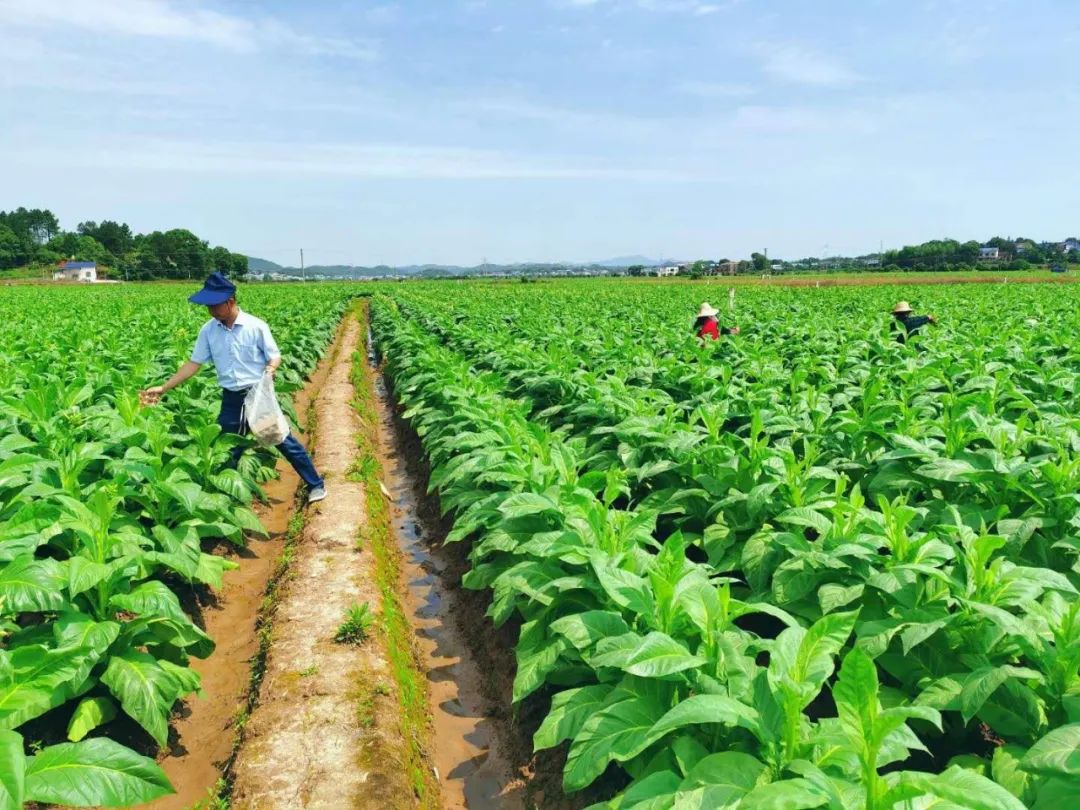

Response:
(141, 272), (326, 503)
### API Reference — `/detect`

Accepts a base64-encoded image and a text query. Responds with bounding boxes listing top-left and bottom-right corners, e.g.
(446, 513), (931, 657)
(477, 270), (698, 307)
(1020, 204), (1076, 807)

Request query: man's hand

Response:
(141, 360), (201, 407)
(265, 365), (276, 379)
(140, 386), (165, 406)
(928, 315), (938, 325)
(729, 326), (742, 335)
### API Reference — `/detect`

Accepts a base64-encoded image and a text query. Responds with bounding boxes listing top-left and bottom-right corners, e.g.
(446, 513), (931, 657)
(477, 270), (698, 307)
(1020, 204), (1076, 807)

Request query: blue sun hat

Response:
(188, 272), (236, 305)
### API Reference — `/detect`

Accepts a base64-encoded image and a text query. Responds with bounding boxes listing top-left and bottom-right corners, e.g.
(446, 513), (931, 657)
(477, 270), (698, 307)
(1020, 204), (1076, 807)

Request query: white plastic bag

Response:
(243, 371), (289, 447)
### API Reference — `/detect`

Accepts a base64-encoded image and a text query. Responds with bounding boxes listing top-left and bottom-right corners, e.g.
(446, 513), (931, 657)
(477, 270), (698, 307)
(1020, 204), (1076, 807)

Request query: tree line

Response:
(0, 207), (248, 280)
(626, 237), (1079, 277)
(879, 237), (1079, 273)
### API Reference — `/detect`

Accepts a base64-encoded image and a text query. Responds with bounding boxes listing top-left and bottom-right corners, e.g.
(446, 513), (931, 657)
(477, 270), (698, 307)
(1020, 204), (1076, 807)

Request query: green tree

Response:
(134, 229), (211, 280)
(751, 252), (768, 273)
(46, 232), (80, 259)
(77, 220), (134, 258)
(626, 264), (646, 277)
(73, 235), (109, 264)
(957, 241), (981, 264)
(210, 246), (248, 279)
(0, 207), (60, 245)
(0, 224), (28, 269)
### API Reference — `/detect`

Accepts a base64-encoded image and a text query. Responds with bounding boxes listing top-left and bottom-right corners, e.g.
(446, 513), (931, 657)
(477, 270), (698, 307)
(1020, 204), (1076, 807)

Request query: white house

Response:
(978, 247), (1000, 261)
(655, 264), (682, 277)
(53, 261), (98, 282)
(1061, 238), (1080, 253)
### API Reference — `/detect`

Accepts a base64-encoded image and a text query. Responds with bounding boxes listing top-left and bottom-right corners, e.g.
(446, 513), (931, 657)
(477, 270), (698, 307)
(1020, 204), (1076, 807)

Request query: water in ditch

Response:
(368, 347), (525, 809)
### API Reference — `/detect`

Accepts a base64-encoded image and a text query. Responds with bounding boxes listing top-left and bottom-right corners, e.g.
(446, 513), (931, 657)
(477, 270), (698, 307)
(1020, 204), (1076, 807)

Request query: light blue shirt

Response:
(191, 309), (281, 391)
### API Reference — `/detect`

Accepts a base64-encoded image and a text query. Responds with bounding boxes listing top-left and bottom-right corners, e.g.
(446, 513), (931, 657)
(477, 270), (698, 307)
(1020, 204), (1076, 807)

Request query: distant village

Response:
(44, 236), (1080, 284)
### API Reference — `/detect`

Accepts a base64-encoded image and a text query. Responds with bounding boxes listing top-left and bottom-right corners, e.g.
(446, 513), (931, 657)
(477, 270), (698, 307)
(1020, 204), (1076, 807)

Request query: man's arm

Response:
(142, 325), (209, 404)
(140, 361), (202, 404)
(261, 322), (282, 378)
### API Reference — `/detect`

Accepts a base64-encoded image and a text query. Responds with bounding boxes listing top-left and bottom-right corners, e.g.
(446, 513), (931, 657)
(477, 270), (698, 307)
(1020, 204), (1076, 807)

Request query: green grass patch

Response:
(334, 602), (374, 644)
(348, 300), (438, 808)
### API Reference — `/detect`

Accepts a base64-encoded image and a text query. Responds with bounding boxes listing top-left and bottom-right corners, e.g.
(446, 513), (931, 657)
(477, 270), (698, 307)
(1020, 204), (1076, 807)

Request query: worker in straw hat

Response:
(140, 272), (327, 504)
(891, 300), (937, 344)
(694, 302), (740, 341)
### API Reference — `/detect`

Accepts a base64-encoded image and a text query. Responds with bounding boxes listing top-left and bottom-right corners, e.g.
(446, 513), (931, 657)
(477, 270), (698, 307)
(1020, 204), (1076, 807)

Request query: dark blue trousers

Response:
(218, 388), (324, 489)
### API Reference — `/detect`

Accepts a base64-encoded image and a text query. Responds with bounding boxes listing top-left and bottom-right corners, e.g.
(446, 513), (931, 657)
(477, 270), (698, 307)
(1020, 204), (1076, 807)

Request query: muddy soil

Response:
(230, 313), (416, 809)
(140, 316), (346, 810)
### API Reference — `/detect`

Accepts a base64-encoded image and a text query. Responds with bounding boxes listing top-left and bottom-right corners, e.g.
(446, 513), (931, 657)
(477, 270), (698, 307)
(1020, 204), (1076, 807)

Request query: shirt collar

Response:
(216, 308), (250, 330)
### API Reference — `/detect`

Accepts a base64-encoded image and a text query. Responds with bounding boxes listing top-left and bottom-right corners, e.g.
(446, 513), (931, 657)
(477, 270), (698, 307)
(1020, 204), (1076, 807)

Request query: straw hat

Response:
(697, 302), (720, 319)
(892, 300), (913, 315)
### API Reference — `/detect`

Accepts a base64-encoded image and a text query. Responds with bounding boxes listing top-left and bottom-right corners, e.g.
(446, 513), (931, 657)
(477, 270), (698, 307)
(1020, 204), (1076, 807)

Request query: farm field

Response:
(0, 284), (351, 807)
(3, 277), (1080, 810)
(369, 279), (1080, 809)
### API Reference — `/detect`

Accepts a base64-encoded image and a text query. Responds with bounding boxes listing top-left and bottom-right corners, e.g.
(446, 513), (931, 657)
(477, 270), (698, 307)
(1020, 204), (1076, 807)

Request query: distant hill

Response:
(246, 256), (628, 279)
(247, 256), (286, 274)
(590, 255), (663, 268)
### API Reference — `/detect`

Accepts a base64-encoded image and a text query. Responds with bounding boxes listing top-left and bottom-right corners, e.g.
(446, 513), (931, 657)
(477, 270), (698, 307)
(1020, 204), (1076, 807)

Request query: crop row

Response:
(371, 286), (1074, 809)
(0, 285), (352, 807)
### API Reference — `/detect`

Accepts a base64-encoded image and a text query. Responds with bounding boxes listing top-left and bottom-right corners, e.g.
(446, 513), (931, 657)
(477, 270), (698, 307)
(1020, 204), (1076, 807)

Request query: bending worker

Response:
(694, 302), (740, 340)
(891, 300), (937, 344)
(140, 272), (327, 504)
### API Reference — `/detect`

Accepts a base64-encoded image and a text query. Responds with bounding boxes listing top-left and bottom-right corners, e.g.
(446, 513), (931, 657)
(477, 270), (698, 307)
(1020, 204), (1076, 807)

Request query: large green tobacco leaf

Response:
(645, 694), (759, 740)
(621, 633), (708, 679)
(52, 613), (120, 687)
(960, 665), (1044, 724)
(24, 737), (173, 806)
(0, 645), (89, 730)
(108, 580), (189, 623)
(0, 731), (25, 810)
(1022, 723), (1080, 778)
(550, 611), (631, 651)
(100, 651), (198, 746)
(67, 696), (119, 742)
(564, 689), (668, 791)
(680, 751), (767, 796)
(886, 765), (1028, 809)
(513, 620), (570, 703)
(0, 557), (67, 612)
(591, 557), (655, 616)
(736, 778), (830, 810)
(992, 744), (1038, 804)
(769, 610), (859, 706)
(534, 685), (611, 751)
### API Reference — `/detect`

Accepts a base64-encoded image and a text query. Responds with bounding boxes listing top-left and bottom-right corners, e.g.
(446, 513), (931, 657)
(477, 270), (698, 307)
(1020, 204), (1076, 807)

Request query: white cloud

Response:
(759, 44), (861, 86)
(0, 0), (376, 59)
(14, 137), (705, 182)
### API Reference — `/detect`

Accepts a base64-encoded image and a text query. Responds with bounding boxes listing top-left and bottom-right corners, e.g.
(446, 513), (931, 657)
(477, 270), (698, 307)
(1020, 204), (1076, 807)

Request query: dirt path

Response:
(229, 311), (418, 810)
(140, 316), (344, 810)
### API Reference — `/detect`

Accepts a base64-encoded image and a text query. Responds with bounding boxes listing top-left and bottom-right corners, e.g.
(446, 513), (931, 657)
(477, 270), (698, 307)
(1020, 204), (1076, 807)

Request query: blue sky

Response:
(0, 0), (1077, 266)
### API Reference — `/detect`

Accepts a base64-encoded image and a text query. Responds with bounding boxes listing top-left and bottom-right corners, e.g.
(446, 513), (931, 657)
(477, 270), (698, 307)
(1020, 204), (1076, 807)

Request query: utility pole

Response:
(300, 248), (306, 283)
